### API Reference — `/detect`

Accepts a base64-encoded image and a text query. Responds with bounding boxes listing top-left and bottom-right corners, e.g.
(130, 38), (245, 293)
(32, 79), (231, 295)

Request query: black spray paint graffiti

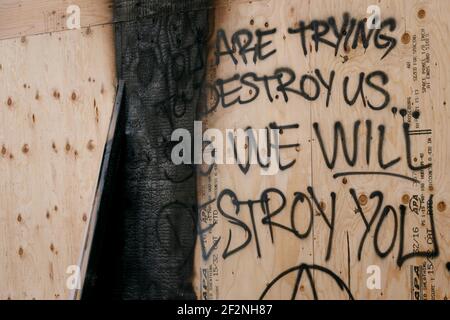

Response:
(156, 186), (441, 298)
(215, 13), (397, 65)
(193, 8), (444, 300)
(208, 13), (397, 111)
(287, 13), (397, 60)
(208, 68), (390, 111)
(192, 187), (440, 299)
(314, 119), (431, 180)
(207, 187), (440, 268)
(211, 118), (431, 180)
(228, 122), (299, 174)
(259, 263), (354, 300)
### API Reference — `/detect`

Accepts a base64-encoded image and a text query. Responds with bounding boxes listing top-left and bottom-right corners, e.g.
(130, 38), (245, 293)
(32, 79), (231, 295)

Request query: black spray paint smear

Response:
(83, 0), (210, 300)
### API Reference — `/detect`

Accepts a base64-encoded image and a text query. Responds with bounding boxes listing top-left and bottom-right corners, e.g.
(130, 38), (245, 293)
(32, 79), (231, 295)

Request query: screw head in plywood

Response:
(87, 140), (95, 151)
(402, 194), (410, 204)
(359, 194), (368, 206)
(418, 9), (426, 19)
(22, 144), (29, 154)
(401, 32), (411, 44)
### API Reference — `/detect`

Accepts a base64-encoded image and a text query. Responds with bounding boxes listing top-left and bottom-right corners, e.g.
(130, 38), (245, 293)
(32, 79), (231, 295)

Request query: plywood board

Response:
(0, 0), (113, 40)
(0, 24), (116, 299)
(195, 0), (450, 300)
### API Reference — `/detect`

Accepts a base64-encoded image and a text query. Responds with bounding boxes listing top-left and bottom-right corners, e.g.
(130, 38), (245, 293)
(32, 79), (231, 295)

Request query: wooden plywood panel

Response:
(0, 0), (114, 40)
(0, 24), (116, 299)
(195, 0), (450, 300)
(0, 0), (269, 42)
(307, 0), (449, 300)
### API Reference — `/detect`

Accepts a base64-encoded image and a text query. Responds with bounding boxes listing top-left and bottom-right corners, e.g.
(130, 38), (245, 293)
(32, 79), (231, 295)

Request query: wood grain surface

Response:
(194, 0), (450, 300)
